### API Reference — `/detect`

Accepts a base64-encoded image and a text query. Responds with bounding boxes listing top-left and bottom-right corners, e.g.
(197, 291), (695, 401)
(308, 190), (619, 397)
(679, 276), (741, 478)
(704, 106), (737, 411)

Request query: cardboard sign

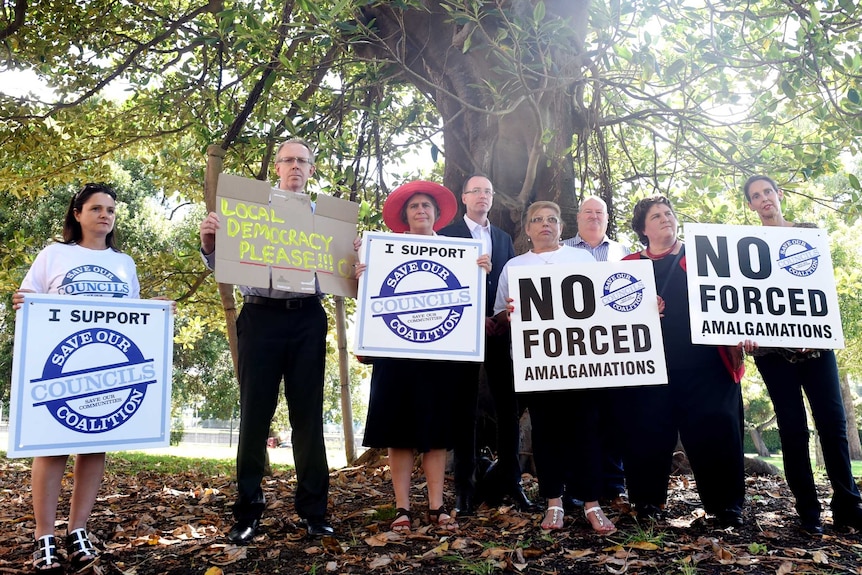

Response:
(354, 231), (486, 361)
(8, 294), (174, 458)
(684, 223), (844, 348)
(214, 173), (359, 297)
(509, 260), (668, 392)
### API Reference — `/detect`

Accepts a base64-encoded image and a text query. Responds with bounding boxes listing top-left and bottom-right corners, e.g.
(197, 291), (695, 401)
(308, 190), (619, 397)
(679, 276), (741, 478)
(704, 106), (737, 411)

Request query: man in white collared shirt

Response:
(439, 174), (536, 515)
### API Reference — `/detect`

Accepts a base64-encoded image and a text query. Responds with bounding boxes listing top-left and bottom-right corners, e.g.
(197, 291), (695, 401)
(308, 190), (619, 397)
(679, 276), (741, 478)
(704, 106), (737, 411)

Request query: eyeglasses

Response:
(276, 156), (313, 166)
(529, 215), (560, 225)
(464, 188), (494, 196)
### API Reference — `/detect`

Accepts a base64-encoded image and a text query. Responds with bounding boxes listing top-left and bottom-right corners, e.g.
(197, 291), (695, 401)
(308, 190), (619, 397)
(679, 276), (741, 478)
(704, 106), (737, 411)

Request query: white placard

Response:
(354, 231), (486, 361)
(510, 260), (668, 392)
(684, 223), (844, 349)
(8, 294), (174, 457)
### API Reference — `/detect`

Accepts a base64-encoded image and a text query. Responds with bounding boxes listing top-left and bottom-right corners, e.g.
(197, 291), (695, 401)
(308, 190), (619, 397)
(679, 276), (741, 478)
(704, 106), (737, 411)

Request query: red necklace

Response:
(646, 239), (678, 260)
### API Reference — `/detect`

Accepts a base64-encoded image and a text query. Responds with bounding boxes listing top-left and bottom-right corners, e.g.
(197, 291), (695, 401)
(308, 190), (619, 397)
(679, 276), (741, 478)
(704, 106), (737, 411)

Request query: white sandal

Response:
(585, 505), (616, 534)
(542, 505), (565, 530)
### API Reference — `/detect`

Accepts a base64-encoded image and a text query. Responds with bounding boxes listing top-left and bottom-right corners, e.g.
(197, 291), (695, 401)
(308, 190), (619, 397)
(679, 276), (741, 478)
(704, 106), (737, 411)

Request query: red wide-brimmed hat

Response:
(382, 180), (458, 233)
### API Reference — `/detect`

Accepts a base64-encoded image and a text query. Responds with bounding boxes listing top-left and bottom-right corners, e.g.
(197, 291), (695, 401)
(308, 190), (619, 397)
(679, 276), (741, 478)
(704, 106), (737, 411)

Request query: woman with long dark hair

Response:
(13, 183), (140, 573)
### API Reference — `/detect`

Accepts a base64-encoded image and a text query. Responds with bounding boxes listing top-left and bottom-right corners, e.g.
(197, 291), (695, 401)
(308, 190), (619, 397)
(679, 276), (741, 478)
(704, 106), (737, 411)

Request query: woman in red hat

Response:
(358, 181), (490, 532)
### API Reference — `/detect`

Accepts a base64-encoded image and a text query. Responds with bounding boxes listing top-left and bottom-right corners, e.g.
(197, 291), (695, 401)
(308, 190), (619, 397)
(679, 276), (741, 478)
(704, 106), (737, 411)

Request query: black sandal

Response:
(65, 528), (97, 569)
(390, 507), (412, 532)
(33, 535), (64, 574)
(427, 506), (459, 531)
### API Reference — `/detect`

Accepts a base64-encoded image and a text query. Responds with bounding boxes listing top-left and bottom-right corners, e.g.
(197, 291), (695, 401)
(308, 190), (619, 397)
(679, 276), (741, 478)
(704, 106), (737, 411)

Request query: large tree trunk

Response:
(840, 370), (862, 460)
(356, 1), (593, 245)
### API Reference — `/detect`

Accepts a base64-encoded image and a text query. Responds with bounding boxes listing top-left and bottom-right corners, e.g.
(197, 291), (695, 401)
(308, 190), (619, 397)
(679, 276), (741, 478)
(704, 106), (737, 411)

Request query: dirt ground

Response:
(2, 453), (862, 575)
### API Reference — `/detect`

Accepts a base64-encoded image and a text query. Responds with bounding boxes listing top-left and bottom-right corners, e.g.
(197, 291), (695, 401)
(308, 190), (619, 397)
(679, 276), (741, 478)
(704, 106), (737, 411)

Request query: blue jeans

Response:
(756, 350), (862, 522)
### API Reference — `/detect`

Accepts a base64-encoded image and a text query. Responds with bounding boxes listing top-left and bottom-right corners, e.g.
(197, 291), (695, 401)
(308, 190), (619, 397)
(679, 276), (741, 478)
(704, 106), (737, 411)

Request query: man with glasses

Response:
(439, 174), (537, 516)
(199, 138), (334, 543)
(561, 195), (630, 512)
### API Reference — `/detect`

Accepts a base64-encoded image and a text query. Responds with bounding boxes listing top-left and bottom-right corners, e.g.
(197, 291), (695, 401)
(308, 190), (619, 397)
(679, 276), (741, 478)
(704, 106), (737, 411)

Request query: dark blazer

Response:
(439, 216), (515, 317)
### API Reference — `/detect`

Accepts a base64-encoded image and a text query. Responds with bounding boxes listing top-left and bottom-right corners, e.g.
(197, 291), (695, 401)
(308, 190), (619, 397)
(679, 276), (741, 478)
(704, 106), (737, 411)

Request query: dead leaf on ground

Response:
(367, 554), (392, 569)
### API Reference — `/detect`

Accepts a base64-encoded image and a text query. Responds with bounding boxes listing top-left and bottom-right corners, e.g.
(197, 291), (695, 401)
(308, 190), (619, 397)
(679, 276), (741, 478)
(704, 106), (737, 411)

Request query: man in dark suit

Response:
(439, 174), (536, 516)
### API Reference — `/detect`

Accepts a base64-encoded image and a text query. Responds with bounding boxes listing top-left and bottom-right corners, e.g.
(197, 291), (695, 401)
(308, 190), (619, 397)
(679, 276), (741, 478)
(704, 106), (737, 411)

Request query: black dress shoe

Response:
(562, 494), (583, 514)
(509, 487), (539, 512)
(635, 503), (665, 521)
(716, 509), (743, 528)
(800, 519), (824, 535)
(455, 493), (474, 517)
(833, 502), (862, 530)
(303, 516), (335, 536)
(227, 518), (260, 545)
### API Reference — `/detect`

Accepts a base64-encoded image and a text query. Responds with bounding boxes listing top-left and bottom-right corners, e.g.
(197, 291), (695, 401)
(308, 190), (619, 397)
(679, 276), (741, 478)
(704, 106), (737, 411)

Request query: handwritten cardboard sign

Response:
(214, 173), (359, 297)
(509, 260), (668, 392)
(684, 223), (844, 348)
(8, 294), (174, 458)
(354, 231), (486, 361)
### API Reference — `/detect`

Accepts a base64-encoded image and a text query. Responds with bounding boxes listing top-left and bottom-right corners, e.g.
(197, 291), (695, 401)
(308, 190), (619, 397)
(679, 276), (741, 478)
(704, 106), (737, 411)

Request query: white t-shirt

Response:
(21, 242), (140, 299)
(493, 245), (595, 316)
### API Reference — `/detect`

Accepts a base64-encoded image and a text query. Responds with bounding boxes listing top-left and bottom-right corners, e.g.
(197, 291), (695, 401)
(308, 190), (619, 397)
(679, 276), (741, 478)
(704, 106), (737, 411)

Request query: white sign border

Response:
(354, 231), (486, 362)
(8, 294), (174, 458)
(684, 222), (845, 349)
(509, 259), (669, 392)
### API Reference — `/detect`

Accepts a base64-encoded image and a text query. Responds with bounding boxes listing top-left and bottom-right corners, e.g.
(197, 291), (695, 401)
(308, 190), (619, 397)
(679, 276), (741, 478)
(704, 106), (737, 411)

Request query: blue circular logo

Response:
(30, 328), (154, 433)
(58, 265), (130, 297)
(601, 272), (645, 313)
(371, 259), (470, 343)
(777, 239), (820, 277)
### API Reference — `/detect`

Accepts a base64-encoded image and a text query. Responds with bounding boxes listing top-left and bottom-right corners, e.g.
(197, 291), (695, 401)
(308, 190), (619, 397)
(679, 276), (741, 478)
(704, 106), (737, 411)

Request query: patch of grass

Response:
(373, 506), (398, 521)
(442, 553), (498, 574)
(753, 455), (862, 478)
(104, 451), (292, 477)
(617, 521), (668, 547)
(675, 555), (698, 575)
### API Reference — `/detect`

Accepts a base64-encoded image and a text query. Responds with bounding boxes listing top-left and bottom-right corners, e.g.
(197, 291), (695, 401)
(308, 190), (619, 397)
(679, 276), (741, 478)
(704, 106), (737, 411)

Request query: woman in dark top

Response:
(740, 175), (862, 534)
(358, 180), (490, 532)
(620, 195), (746, 527)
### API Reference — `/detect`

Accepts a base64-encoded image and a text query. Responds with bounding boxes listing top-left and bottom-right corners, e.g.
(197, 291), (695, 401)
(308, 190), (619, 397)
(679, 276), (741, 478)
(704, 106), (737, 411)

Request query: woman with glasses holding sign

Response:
(740, 175), (862, 534)
(621, 195), (746, 527)
(493, 201), (617, 534)
(356, 181), (491, 532)
(12, 183), (140, 574)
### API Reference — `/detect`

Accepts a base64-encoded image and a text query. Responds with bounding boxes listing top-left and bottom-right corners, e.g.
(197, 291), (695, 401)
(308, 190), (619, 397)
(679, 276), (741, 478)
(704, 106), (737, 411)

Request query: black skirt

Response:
(363, 357), (463, 452)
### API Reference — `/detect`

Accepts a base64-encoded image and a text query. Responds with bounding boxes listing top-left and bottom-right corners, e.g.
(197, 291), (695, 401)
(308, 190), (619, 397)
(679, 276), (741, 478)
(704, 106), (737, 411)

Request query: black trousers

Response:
(529, 388), (604, 501)
(620, 364), (745, 515)
(756, 351), (862, 521)
(452, 331), (524, 494)
(233, 300), (329, 522)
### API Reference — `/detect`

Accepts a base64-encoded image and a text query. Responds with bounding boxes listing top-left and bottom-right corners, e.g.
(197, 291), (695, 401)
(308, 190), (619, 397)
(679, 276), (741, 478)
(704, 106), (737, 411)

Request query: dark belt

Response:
(243, 295), (316, 310)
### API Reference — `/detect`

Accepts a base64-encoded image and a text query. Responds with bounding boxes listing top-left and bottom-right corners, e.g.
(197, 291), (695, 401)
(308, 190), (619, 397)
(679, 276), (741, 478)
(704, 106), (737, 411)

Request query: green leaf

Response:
(533, 1), (546, 24)
(849, 173), (861, 191)
(781, 79), (797, 99)
(848, 88), (860, 104)
(665, 59), (685, 77)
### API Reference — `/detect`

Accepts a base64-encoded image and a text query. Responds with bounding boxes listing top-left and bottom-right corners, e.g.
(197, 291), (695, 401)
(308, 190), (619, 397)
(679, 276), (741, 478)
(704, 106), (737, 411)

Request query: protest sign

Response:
(8, 294), (174, 458)
(214, 173), (359, 297)
(354, 231), (486, 361)
(684, 223), (844, 348)
(509, 260), (668, 392)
